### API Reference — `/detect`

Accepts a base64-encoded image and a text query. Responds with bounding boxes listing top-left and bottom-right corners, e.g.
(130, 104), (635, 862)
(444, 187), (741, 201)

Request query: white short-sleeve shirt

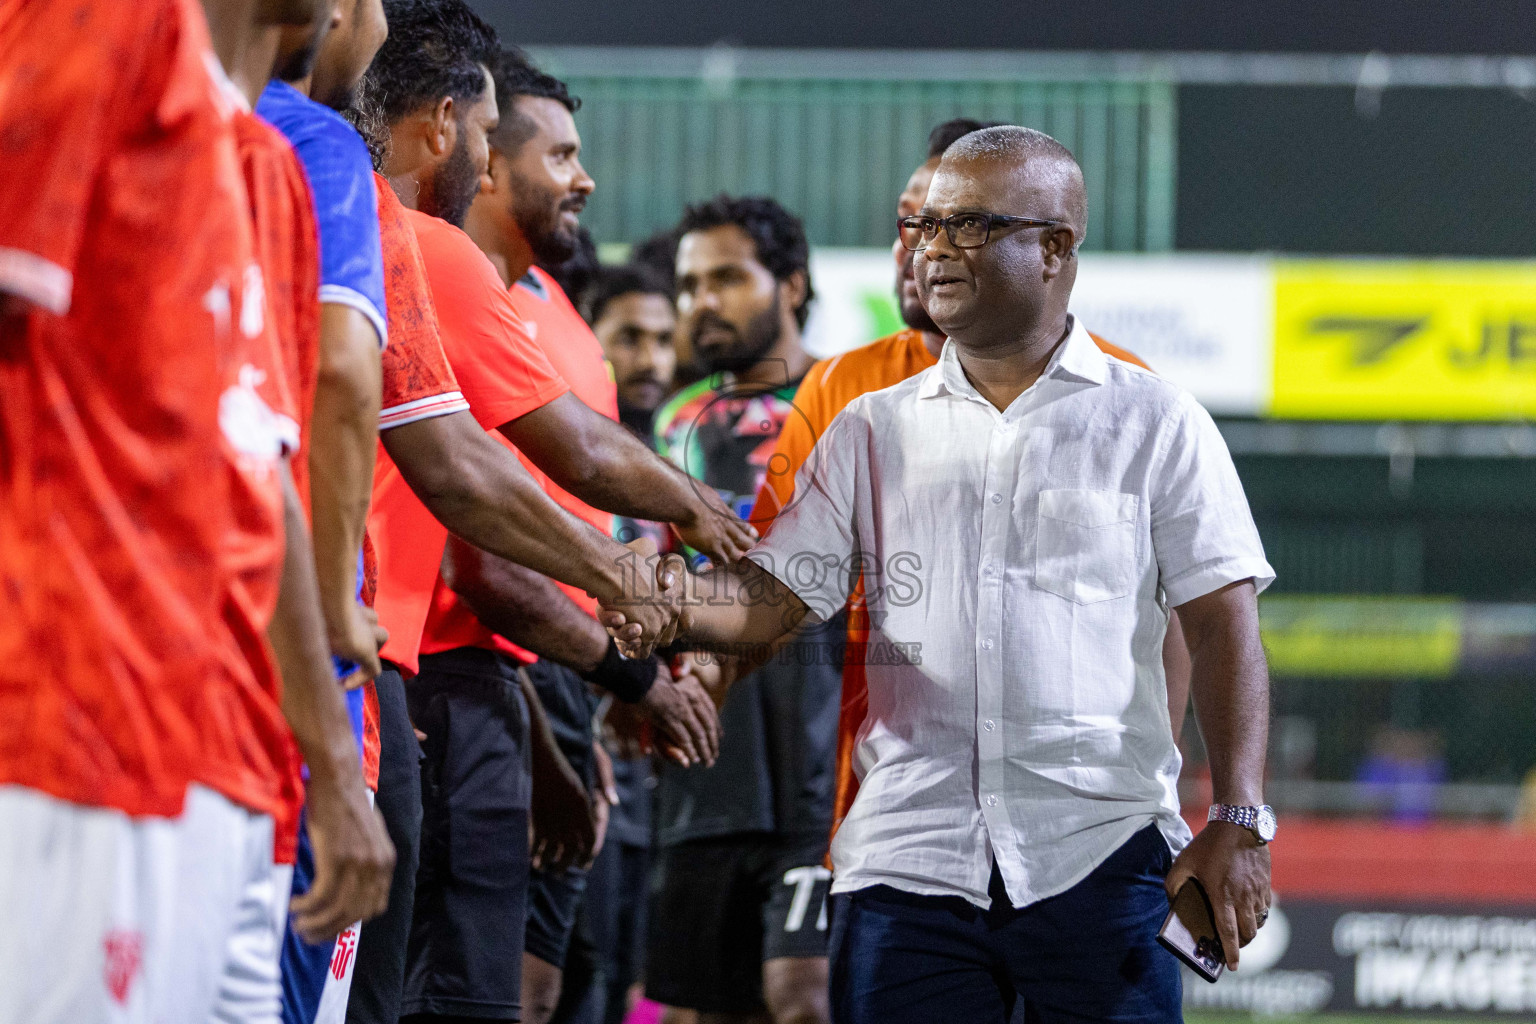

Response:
(751, 316), (1274, 909)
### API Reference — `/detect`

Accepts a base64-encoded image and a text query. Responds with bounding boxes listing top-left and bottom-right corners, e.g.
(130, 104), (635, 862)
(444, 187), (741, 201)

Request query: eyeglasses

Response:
(898, 213), (1062, 251)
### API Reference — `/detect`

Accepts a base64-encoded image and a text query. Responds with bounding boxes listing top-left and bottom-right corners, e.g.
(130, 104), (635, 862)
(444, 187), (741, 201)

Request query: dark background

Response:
(469, 0), (1536, 55)
(464, 0), (1536, 791)
(469, 0), (1536, 257)
(1177, 86), (1536, 257)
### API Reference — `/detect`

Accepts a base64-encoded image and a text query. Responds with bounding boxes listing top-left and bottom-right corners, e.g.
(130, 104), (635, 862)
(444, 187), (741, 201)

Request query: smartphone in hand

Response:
(1157, 878), (1226, 983)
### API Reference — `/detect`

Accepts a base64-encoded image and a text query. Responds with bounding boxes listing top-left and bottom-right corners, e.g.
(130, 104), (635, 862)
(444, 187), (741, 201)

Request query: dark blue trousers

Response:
(828, 823), (1181, 1024)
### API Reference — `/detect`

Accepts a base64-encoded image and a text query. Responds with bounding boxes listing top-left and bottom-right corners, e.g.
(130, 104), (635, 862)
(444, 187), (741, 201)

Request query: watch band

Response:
(1207, 803), (1276, 843)
(1207, 804), (1259, 830)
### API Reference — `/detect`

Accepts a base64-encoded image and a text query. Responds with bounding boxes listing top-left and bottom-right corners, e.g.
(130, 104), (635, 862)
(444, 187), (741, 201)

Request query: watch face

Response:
(1256, 805), (1278, 842)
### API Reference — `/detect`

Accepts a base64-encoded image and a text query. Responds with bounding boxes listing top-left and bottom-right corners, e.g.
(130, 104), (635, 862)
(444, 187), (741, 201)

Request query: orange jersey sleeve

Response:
(751, 330), (938, 529)
(406, 210), (569, 430)
(1092, 334), (1152, 372)
(750, 360), (831, 529)
(365, 185), (471, 675)
(235, 112), (317, 476)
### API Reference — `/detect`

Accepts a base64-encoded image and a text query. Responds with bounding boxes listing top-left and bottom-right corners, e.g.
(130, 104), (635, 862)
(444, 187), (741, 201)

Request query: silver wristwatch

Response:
(1208, 804), (1277, 844)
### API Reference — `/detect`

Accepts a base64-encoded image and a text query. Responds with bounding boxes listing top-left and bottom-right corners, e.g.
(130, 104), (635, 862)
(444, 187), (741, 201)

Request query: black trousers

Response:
(345, 664), (423, 1024)
(402, 648), (533, 1021)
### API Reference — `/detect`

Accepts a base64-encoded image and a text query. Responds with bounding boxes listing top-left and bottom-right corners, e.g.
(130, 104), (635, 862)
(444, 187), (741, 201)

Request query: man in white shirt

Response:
(604, 126), (1275, 1023)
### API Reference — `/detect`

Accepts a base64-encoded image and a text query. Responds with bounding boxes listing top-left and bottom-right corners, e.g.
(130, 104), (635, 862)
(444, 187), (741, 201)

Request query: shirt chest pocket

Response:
(1034, 488), (1142, 604)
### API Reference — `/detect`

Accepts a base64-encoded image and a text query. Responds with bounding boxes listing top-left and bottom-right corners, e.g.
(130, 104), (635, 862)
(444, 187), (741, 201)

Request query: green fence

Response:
(535, 49), (1176, 250)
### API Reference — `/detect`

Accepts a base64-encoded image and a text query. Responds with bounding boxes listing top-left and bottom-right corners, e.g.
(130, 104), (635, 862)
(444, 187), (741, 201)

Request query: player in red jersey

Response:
(361, 5), (754, 1018)
(207, 4), (397, 1022)
(0, 0), (376, 1019)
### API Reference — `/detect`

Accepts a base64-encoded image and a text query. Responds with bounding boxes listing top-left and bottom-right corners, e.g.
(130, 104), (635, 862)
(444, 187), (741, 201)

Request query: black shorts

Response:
(584, 837), (651, 1000)
(402, 648), (532, 1021)
(646, 834), (833, 1014)
(521, 659), (597, 788)
(521, 658), (597, 971)
(525, 863), (588, 970)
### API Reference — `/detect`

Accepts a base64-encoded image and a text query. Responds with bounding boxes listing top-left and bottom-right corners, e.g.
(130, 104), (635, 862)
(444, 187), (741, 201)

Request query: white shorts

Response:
(209, 861), (293, 1024)
(0, 782), (278, 1024)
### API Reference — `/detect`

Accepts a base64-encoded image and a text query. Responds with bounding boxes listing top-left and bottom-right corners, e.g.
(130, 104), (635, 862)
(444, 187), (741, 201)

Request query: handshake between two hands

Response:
(593, 537), (736, 770)
(597, 487), (758, 657)
(597, 537), (698, 660)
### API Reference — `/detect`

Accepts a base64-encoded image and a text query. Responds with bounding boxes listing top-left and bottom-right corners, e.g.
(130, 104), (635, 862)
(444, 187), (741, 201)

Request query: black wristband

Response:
(582, 637), (659, 703)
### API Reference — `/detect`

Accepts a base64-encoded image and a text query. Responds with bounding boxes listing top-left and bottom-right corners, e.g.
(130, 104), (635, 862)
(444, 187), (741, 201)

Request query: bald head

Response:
(943, 126), (1087, 247)
(914, 125), (1086, 356)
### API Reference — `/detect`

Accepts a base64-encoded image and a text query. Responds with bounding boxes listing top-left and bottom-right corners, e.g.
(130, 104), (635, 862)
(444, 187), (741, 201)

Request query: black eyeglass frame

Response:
(897, 213), (1063, 251)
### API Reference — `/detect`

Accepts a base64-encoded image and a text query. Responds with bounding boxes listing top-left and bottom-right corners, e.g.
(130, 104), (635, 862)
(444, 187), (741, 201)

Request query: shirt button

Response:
(983, 719), (996, 731)
(983, 564), (995, 577)
(991, 493), (1003, 505)
(982, 638), (995, 650)
(986, 795), (999, 807)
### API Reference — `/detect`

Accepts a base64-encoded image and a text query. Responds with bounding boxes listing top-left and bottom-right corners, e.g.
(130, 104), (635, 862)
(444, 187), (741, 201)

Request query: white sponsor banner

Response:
(803, 247), (906, 359)
(804, 248), (1273, 416)
(1069, 254), (1272, 415)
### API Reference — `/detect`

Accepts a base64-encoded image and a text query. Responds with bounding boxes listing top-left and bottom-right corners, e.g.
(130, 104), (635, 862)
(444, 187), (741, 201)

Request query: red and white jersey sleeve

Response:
(375, 173), (469, 430)
(239, 111), (322, 502)
(365, 177), (470, 676)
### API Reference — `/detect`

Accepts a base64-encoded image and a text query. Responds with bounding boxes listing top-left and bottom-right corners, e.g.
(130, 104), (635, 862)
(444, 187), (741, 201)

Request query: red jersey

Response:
(365, 181), (472, 678)
(406, 212), (569, 429)
(0, 0), (281, 817)
(420, 267), (616, 661)
(239, 112), (322, 504)
(393, 211), (569, 667)
(200, 92), (306, 828)
(233, 107), (328, 860)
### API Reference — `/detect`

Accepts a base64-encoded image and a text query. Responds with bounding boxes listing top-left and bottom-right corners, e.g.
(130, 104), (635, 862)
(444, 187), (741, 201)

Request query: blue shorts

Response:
(828, 822), (1181, 1024)
(280, 685), (368, 1024)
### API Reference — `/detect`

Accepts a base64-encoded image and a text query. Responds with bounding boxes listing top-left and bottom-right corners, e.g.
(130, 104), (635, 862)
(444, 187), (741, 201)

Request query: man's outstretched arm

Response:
(606, 399), (864, 658)
(501, 392), (757, 564)
(601, 557), (815, 658)
(381, 409), (679, 643)
(441, 537), (720, 766)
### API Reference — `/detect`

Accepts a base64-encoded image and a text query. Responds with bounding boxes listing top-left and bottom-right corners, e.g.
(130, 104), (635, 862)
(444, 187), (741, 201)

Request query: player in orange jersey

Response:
(365, 6), (753, 1018)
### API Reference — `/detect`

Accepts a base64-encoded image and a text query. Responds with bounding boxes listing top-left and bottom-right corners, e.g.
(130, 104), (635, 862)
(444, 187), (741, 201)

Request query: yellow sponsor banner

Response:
(1273, 261), (1536, 419)
(1259, 596), (1462, 679)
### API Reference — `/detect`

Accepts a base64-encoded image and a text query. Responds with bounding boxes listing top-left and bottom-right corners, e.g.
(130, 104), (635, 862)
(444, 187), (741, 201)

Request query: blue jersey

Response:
(258, 82), (380, 689)
(256, 81), (387, 348)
